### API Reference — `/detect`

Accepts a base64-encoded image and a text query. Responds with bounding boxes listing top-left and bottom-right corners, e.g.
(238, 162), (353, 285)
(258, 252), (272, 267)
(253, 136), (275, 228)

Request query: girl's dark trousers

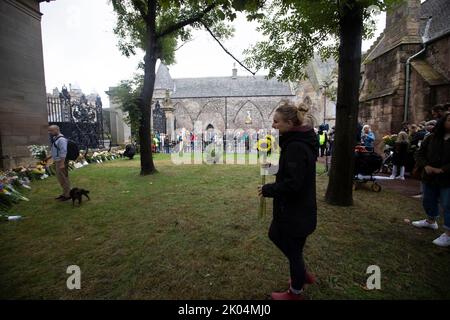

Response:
(269, 222), (307, 291)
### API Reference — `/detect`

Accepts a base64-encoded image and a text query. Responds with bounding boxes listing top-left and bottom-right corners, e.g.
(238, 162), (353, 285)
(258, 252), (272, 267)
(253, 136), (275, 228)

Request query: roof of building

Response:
(154, 63), (175, 91)
(304, 55), (337, 91)
(154, 63), (294, 98)
(420, 0), (450, 43)
(411, 60), (449, 85)
(364, 0), (450, 61)
(171, 76), (294, 98)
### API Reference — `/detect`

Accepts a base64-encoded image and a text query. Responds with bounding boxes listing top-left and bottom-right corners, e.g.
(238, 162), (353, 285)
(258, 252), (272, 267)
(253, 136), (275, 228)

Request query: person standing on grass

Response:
(390, 131), (409, 180)
(258, 101), (318, 300)
(318, 129), (327, 157)
(47, 125), (71, 201)
(412, 112), (450, 247)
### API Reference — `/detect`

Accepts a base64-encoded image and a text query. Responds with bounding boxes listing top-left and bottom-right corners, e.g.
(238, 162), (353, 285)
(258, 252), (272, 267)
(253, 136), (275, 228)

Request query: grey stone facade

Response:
(152, 60), (337, 140)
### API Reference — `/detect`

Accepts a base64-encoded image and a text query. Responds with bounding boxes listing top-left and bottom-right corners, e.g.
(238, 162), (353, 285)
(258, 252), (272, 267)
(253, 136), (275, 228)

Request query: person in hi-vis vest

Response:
(318, 130), (328, 157)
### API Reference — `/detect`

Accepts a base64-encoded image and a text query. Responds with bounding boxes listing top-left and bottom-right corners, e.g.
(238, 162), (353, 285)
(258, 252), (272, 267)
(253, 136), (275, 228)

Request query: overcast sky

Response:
(40, 0), (386, 108)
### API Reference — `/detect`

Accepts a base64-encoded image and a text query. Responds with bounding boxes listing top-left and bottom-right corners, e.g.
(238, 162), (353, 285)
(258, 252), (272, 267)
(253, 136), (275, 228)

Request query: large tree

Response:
(245, 0), (399, 206)
(111, 0), (262, 175)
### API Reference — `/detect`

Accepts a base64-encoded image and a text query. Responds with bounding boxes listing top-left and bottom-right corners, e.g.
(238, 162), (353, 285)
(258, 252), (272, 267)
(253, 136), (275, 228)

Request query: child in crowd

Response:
(390, 131), (409, 180)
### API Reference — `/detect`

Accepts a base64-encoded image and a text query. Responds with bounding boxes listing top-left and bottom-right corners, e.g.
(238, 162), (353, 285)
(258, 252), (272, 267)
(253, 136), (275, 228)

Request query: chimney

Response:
(232, 63), (237, 79)
(384, 0), (421, 47)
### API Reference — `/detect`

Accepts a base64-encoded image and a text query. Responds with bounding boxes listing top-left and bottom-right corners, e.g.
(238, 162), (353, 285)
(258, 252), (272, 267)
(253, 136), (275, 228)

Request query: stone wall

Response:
(0, 0), (49, 169)
(168, 95), (296, 133)
(295, 80), (335, 127)
(359, 43), (422, 139)
(105, 89), (132, 145)
(426, 36), (450, 80)
(409, 68), (431, 123)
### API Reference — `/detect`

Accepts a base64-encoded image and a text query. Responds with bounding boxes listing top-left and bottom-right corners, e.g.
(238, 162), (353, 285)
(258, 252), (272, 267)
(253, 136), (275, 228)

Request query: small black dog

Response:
(69, 188), (90, 207)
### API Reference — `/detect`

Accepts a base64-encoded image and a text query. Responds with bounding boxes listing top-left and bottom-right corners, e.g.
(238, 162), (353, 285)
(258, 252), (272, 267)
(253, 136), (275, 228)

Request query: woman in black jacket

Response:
(258, 101), (318, 300)
(412, 112), (450, 247)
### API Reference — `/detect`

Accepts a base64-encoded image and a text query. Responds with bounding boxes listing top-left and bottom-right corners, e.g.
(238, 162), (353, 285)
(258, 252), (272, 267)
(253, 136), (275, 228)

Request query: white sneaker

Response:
(432, 233), (450, 247)
(395, 176), (405, 180)
(389, 175), (396, 179)
(412, 219), (438, 230)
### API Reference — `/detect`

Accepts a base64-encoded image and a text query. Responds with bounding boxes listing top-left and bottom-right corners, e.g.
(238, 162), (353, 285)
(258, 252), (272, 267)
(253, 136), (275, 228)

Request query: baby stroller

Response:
(381, 145), (393, 174)
(353, 146), (383, 192)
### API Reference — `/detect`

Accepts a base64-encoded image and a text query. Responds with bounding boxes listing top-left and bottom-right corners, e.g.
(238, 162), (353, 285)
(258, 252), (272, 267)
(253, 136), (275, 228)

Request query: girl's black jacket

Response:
(262, 127), (319, 237)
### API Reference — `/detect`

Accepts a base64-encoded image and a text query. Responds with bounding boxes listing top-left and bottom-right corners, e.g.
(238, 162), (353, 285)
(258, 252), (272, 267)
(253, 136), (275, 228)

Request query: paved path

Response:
(317, 156), (422, 198)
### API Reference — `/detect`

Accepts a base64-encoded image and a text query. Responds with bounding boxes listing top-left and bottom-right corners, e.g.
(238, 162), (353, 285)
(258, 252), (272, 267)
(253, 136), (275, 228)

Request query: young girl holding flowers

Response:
(258, 101), (318, 300)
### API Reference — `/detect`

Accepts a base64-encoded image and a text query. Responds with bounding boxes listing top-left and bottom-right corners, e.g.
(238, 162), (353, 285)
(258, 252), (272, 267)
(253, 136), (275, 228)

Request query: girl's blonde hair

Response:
(397, 131), (409, 143)
(275, 100), (310, 126)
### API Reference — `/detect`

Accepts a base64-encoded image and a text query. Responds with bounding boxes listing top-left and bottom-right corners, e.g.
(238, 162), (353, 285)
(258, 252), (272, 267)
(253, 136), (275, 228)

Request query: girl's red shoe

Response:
(289, 271), (316, 287)
(271, 290), (305, 301)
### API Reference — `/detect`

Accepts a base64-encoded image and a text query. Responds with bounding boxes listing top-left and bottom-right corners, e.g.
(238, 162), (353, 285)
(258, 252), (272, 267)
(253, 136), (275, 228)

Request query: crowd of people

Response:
(310, 105), (450, 249)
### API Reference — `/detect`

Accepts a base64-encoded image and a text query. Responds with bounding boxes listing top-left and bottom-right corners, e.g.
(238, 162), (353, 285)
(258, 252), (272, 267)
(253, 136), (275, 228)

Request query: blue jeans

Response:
(422, 184), (450, 230)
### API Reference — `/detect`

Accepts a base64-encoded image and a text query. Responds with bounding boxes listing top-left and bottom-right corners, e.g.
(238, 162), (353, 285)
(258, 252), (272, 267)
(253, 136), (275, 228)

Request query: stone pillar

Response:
(105, 88), (132, 145)
(0, 0), (50, 169)
(165, 110), (175, 142)
(385, 0), (421, 46)
(161, 90), (175, 141)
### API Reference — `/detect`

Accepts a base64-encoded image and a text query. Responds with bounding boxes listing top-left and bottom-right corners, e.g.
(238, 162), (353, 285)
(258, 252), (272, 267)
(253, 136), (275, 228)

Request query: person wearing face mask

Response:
(258, 101), (318, 300)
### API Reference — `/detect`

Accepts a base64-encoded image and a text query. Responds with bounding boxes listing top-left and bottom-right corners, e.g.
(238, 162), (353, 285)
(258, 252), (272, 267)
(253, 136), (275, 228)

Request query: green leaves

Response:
(245, 0), (395, 81)
(217, 9), (226, 20)
(110, 0), (254, 65)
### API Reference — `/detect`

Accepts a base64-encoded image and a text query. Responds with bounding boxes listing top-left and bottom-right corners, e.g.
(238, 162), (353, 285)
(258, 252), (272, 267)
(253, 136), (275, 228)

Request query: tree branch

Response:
(131, 0), (147, 20)
(156, 3), (217, 39)
(200, 20), (256, 76)
(175, 37), (196, 51)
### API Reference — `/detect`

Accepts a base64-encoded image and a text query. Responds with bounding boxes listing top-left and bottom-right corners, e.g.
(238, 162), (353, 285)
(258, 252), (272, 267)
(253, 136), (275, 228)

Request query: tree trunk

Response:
(325, 1), (363, 206)
(139, 54), (157, 175)
(138, 1), (158, 175)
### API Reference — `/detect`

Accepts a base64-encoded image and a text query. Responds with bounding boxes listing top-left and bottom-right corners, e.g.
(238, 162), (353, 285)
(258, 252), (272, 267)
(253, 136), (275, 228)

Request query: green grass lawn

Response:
(0, 154), (448, 299)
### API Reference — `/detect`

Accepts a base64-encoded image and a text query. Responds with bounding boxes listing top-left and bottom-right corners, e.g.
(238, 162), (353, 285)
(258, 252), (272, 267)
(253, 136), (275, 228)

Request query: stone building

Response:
(0, 0), (53, 169)
(359, 0), (450, 149)
(104, 87), (132, 146)
(294, 55), (337, 127)
(151, 59), (337, 141)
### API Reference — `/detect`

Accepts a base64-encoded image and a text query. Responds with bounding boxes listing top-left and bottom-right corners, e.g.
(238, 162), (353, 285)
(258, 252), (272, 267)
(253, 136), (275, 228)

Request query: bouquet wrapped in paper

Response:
(28, 145), (48, 161)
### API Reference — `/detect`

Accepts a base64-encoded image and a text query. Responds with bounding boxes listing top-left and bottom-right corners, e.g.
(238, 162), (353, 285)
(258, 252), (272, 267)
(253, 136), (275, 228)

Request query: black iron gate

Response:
(47, 87), (104, 150)
(152, 100), (166, 134)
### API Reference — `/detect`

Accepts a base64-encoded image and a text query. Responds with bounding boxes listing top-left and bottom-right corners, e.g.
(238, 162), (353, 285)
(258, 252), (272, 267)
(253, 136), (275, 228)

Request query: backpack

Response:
(53, 136), (80, 161)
